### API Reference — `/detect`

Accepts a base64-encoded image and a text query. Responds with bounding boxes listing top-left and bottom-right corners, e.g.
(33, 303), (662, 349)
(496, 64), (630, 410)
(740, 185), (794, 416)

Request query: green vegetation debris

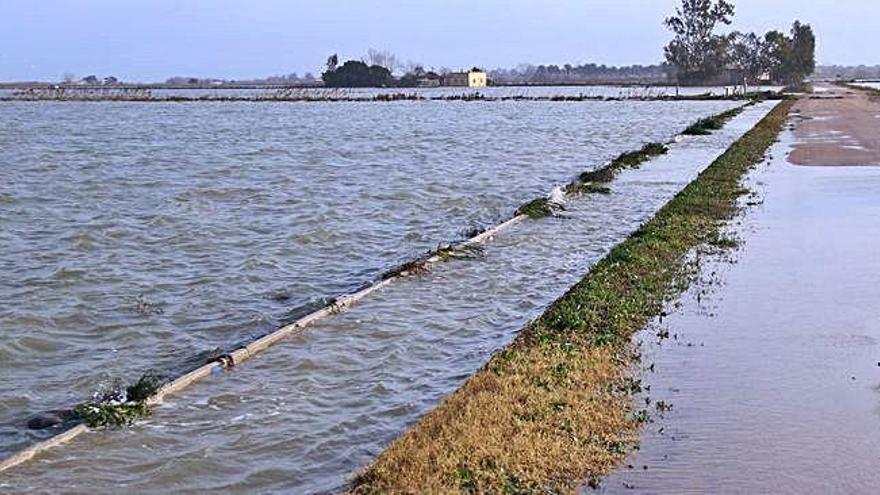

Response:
(72, 371), (166, 428)
(516, 197), (563, 219)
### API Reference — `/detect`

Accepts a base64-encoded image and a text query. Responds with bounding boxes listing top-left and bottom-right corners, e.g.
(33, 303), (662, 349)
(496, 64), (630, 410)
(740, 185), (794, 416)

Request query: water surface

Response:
(0, 101), (778, 493)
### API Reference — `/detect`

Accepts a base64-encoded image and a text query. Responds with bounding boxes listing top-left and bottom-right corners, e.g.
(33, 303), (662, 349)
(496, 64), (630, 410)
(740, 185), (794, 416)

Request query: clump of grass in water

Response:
(73, 372), (165, 428)
(612, 142), (669, 168)
(683, 117), (724, 135)
(683, 105), (750, 135)
(350, 100), (795, 493)
(567, 182), (612, 195)
(516, 197), (564, 219)
(381, 258), (431, 279)
(436, 243), (485, 262)
(577, 166), (616, 184)
(568, 142), (668, 194)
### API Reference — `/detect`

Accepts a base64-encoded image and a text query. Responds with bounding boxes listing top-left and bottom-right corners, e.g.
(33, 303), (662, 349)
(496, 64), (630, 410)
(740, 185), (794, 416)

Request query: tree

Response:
(322, 60), (395, 87)
(326, 54), (339, 73)
(664, 0), (736, 84)
(763, 21), (816, 85)
(789, 21), (816, 83)
(398, 65), (427, 87)
(726, 31), (767, 83)
(763, 30), (790, 83)
(366, 48), (400, 74)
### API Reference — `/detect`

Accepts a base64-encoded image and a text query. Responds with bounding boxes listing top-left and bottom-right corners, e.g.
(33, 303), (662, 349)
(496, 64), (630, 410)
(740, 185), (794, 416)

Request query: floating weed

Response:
(265, 289), (292, 302)
(73, 371), (166, 428)
(125, 371), (165, 402)
(134, 294), (164, 316)
(73, 401), (150, 428)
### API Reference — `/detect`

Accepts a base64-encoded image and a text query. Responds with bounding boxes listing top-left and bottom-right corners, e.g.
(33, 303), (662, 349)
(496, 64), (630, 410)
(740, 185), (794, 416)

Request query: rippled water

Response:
(0, 99), (777, 492)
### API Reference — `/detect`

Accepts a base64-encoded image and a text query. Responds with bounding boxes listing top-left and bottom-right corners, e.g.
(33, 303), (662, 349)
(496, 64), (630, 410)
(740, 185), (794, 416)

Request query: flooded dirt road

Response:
(602, 111), (880, 493)
(789, 84), (880, 166)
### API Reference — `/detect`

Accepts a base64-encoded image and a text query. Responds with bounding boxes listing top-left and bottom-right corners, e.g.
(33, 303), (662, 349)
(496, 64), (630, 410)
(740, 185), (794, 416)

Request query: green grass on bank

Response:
(351, 99), (794, 494)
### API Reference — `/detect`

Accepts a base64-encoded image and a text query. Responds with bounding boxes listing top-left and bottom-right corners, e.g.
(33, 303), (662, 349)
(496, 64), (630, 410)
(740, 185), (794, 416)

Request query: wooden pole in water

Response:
(0, 213), (528, 475)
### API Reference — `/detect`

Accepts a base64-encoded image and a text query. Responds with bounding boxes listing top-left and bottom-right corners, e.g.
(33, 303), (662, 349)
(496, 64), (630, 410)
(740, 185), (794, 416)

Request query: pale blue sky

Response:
(1, 0), (875, 82)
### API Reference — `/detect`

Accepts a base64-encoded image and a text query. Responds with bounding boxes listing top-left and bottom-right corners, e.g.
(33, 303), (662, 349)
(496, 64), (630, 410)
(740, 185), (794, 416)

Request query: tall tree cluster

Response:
(664, 0), (736, 84)
(665, 0), (816, 85)
(490, 63), (673, 84)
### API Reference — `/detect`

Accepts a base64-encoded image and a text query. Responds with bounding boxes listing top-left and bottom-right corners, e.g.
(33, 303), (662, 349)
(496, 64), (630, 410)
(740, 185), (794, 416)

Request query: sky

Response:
(1, 0), (877, 82)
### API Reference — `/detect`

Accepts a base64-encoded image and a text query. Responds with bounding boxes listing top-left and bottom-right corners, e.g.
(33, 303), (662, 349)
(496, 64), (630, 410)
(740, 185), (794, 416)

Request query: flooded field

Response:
(853, 81), (880, 91)
(601, 132), (880, 493)
(0, 99), (778, 492)
(0, 85), (783, 101)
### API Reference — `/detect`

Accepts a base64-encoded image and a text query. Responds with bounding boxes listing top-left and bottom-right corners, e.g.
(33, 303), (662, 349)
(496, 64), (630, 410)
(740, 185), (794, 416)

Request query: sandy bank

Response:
(789, 85), (880, 166)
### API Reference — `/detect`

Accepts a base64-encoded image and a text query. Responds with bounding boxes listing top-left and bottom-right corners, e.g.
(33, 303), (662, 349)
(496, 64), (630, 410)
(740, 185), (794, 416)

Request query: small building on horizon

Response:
(443, 68), (488, 88)
(417, 72), (442, 87)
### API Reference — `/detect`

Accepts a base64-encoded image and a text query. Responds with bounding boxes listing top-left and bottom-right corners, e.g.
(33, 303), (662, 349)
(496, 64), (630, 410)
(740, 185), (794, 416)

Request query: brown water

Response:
(1, 99), (738, 453)
(600, 131), (880, 493)
(0, 101), (779, 493)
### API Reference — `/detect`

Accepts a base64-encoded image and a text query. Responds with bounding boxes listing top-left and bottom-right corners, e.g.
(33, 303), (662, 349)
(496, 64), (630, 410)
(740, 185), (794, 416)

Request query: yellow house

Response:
(443, 69), (488, 88)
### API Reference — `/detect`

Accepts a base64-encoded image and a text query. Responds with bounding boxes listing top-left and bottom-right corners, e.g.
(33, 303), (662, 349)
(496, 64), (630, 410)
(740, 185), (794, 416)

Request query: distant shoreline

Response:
(0, 81), (749, 91)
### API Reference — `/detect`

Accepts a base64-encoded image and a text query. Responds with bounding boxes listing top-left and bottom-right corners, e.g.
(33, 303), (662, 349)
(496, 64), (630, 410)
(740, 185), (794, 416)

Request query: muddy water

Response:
(600, 132), (880, 493)
(0, 99), (739, 454)
(0, 101), (778, 493)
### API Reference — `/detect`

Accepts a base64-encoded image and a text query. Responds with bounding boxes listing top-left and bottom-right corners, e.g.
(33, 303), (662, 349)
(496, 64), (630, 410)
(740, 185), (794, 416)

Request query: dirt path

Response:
(601, 115), (880, 494)
(789, 84), (880, 166)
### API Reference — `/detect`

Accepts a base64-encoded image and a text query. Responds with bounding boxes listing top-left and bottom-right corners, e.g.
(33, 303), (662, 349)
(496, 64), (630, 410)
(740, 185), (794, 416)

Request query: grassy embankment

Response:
(517, 104), (750, 219)
(352, 99), (794, 493)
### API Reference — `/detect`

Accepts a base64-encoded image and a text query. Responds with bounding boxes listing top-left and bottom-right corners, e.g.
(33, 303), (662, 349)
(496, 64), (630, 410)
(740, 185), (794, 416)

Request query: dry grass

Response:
(350, 99), (794, 494)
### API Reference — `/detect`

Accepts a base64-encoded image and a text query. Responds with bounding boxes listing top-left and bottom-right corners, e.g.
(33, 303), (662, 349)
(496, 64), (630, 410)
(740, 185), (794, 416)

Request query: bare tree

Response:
(326, 54), (339, 73)
(367, 48), (401, 74)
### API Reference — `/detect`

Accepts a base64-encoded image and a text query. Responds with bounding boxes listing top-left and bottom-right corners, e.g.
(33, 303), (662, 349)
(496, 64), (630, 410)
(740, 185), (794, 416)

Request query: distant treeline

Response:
(488, 63), (673, 85)
(813, 65), (880, 81)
